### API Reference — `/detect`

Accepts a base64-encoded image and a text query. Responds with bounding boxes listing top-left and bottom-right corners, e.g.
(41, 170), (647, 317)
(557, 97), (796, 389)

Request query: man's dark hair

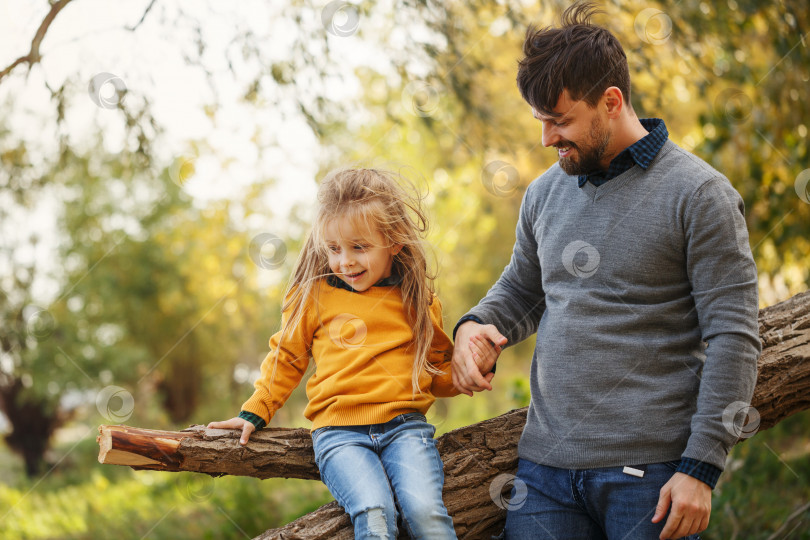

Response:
(517, 2), (631, 117)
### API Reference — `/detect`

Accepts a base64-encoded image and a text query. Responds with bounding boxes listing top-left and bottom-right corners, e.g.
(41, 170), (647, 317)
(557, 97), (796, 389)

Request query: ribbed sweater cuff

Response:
(682, 432), (729, 471)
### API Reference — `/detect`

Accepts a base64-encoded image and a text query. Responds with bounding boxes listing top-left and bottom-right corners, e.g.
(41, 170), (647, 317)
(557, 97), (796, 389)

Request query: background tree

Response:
(1, 0), (808, 537)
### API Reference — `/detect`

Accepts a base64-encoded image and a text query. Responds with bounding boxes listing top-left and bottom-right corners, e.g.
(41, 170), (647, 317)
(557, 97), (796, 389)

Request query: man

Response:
(451, 3), (761, 539)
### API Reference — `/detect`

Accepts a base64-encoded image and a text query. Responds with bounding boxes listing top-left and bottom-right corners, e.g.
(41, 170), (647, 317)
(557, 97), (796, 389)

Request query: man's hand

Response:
(452, 320), (507, 396)
(207, 417), (256, 445)
(652, 472), (711, 539)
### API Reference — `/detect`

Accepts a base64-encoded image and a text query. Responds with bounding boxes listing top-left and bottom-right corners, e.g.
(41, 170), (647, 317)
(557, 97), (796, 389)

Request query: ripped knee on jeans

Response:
(362, 507), (390, 539)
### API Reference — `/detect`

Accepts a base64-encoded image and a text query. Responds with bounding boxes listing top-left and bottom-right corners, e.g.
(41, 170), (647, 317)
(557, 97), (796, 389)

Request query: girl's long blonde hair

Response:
(278, 167), (439, 394)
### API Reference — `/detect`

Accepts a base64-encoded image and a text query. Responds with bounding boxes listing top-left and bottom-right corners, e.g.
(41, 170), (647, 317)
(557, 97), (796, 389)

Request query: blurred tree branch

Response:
(125, 0), (157, 32)
(0, 0), (75, 84)
(0, 0), (162, 85)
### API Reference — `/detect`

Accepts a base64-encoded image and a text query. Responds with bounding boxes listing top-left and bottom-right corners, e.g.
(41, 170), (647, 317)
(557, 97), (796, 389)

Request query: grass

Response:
(0, 434), (332, 540)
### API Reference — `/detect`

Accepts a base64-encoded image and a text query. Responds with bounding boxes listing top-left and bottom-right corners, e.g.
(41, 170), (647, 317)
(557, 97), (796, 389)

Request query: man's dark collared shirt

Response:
(578, 118), (669, 187)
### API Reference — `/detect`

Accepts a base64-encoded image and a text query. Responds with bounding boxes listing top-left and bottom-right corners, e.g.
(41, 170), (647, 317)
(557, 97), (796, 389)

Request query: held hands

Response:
(451, 321), (507, 396)
(652, 472), (712, 539)
(470, 334), (503, 376)
(207, 417), (256, 446)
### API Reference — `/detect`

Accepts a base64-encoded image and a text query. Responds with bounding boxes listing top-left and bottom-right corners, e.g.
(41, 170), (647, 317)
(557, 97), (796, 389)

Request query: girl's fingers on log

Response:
(240, 422), (255, 445)
(207, 417), (242, 429)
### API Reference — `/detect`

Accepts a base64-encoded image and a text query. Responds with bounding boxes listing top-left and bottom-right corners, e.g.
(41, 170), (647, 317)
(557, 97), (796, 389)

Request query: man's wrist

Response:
(676, 457), (722, 489)
(453, 314), (485, 340)
(453, 314), (497, 374)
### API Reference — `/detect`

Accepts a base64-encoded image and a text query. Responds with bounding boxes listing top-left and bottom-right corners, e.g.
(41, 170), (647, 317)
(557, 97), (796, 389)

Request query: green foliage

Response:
(0, 470), (332, 540)
(1, 0), (809, 536)
(706, 410), (810, 539)
(0, 435), (332, 540)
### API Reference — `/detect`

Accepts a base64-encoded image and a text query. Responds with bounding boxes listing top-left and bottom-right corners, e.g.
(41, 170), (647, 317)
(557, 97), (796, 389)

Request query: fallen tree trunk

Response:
(752, 290), (810, 431)
(98, 290), (810, 539)
(98, 425), (319, 480)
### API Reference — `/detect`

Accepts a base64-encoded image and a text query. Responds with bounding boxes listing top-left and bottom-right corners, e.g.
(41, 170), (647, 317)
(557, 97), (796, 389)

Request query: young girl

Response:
(209, 168), (498, 539)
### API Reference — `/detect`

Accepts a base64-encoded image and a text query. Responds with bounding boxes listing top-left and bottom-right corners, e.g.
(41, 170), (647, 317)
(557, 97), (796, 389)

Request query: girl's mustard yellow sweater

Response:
(241, 279), (457, 430)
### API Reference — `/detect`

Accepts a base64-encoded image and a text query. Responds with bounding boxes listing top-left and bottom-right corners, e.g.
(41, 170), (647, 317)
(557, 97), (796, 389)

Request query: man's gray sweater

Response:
(467, 139), (761, 471)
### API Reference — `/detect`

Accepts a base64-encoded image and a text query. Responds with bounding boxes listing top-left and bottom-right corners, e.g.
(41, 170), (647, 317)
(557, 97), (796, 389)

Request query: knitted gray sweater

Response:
(467, 140), (760, 470)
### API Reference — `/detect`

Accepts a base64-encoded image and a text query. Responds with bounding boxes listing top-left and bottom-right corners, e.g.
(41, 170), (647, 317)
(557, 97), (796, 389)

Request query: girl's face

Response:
(324, 214), (402, 292)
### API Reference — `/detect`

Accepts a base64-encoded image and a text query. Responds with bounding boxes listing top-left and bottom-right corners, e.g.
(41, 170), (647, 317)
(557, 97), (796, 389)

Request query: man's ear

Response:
(603, 86), (624, 118)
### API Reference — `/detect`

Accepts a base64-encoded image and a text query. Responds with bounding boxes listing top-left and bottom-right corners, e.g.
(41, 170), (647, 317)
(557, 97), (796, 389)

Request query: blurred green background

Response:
(1, 0), (808, 538)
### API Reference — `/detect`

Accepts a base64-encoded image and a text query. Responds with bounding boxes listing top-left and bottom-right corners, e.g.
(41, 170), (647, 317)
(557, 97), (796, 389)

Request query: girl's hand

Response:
(207, 417), (256, 445)
(469, 334), (503, 374)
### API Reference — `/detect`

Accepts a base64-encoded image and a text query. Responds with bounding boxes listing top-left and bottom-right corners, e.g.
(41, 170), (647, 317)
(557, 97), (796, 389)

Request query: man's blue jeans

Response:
(311, 413), (456, 539)
(503, 458), (701, 540)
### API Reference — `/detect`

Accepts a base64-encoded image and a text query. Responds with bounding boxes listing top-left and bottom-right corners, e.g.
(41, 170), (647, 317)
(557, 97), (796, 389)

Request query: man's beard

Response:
(557, 115), (611, 176)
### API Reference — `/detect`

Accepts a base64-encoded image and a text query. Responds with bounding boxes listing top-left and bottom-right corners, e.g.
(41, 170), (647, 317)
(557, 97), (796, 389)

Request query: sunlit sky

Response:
(0, 0), (406, 302)
(1, 1), (330, 201)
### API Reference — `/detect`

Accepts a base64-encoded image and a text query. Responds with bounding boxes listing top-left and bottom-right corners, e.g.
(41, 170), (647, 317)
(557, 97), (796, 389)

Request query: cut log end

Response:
(96, 425), (186, 469)
(96, 428), (111, 464)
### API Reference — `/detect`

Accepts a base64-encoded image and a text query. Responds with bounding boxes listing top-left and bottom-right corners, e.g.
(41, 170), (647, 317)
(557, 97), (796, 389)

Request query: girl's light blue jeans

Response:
(311, 412), (457, 540)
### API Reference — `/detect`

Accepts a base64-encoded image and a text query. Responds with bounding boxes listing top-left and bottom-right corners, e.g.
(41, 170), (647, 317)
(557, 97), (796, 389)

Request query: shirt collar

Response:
(326, 273), (402, 292)
(577, 118), (668, 187)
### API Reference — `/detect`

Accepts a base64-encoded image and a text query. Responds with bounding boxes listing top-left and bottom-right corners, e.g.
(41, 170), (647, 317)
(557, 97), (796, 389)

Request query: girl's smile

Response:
(324, 215), (402, 292)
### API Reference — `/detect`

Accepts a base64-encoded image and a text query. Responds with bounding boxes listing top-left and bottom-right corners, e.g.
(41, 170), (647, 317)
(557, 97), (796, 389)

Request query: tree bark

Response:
(97, 290), (810, 539)
(752, 290), (810, 431)
(98, 424), (319, 480)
